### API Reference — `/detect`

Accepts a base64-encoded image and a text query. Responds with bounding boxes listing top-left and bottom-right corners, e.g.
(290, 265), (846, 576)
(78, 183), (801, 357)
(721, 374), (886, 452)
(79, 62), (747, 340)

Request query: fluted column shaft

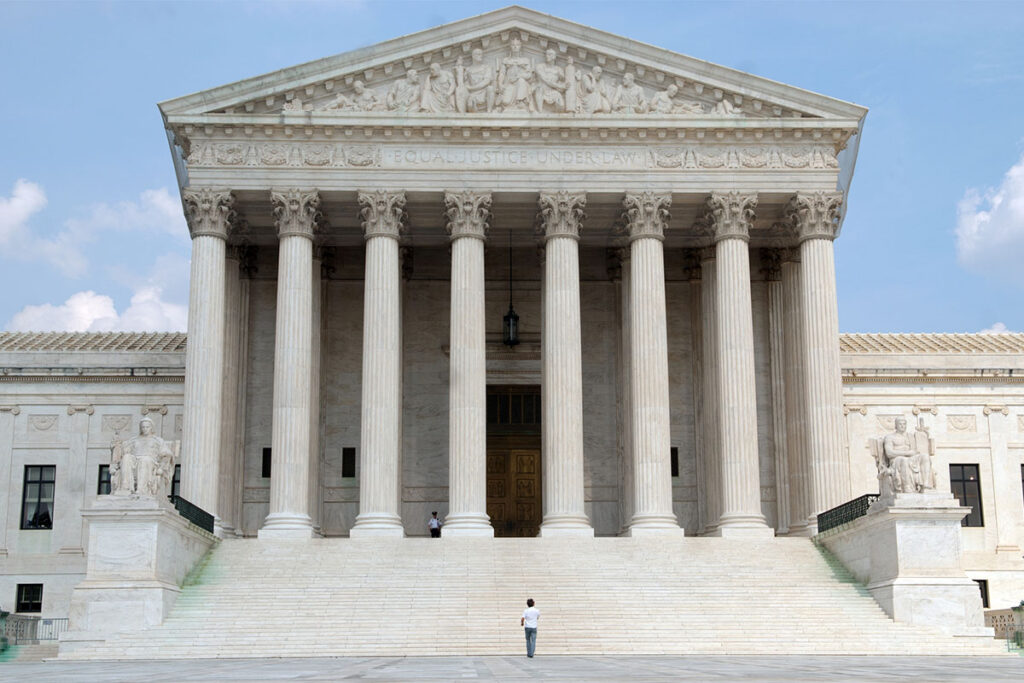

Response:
(217, 251), (242, 537)
(622, 193), (681, 535)
(781, 255), (812, 535)
(444, 192), (493, 536)
(261, 189), (321, 538)
(352, 190), (406, 537)
(308, 251), (323, 535)
(612, 250), (634, 535)
(538, 191), (593, 536)
(181, 188), (233, 518)
(702, 192), (770, 537)
(764, 251), (790, 534)
(699, 249), (721, 534)
(787, 192), (849, 529)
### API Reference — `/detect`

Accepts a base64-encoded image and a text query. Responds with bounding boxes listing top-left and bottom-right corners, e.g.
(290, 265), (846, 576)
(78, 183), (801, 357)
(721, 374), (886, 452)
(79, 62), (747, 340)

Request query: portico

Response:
(161, 6), (866, 540)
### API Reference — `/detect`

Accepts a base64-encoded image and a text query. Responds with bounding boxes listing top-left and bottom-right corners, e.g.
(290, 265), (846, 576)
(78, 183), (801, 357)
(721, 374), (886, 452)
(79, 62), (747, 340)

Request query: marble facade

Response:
(1, 8), (1022, 625)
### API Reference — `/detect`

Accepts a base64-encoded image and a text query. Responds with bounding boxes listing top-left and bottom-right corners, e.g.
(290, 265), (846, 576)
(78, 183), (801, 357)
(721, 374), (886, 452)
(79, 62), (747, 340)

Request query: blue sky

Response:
(1, 0), (1022, 333)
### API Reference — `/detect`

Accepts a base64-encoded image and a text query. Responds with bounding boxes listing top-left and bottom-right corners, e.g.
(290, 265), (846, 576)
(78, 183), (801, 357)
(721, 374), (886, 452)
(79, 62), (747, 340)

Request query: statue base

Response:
(816, 491), (992, 638)
(58, 496), (217, 657)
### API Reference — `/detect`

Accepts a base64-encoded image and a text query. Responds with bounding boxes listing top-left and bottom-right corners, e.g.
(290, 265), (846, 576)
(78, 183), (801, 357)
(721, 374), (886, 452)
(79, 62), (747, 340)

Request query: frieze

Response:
(186, 141), (838, 172)
(28, 414), (58, 432)
(102, 414), (132, 433)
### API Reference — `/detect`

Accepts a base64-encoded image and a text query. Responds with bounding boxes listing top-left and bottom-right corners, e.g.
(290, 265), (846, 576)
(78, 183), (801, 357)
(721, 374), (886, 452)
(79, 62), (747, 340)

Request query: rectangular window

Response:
(21, 465), (55, 530)
(262, 447), (272, 478)
(670, 447), (679, 478)
(16, 584), (43, 613)
(949, 464), (984, 527)
(97, 464), (111, 495)
(975, 579), (989, 609)
(171, 464), (181, 498)
(341, 447), (356, 478)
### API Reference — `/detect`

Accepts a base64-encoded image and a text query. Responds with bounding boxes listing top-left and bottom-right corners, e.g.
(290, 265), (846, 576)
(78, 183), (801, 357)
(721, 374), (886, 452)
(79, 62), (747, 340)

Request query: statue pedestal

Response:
(58, 496), (217, 656)
(816, 491), (992, 638)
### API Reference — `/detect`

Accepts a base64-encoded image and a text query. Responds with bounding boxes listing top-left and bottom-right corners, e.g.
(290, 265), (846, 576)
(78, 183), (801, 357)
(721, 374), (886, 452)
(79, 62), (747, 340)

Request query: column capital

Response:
(444, 191), (491, 241)
(621, 192), (671, 241)
(682, 249), (703, 281)
(358, 189), (407, 241)
(271, 189), (323, 240)
(784, 191), (843, 243)
(606, 247), (629, 280)
(697, 191), (758, 243)
(536, 191), (586, 242)
(759, 249), (782, 282)
(699, 245), (717, 262)
(183, 187), (235, 240)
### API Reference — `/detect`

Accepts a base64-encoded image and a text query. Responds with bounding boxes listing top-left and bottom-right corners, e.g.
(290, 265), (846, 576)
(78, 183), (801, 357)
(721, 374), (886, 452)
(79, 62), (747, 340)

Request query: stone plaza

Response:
(0, 5), (1022, 661)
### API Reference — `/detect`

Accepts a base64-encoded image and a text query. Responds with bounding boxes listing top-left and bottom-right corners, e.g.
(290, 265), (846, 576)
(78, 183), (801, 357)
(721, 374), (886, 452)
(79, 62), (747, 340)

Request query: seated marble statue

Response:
(110, 417), (177, 498)
(877, 416), (936, 495)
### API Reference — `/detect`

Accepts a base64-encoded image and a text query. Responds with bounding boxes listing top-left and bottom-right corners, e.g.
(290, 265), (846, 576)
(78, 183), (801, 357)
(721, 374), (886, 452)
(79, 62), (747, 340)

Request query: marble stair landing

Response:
(60, 536), (1009, 659)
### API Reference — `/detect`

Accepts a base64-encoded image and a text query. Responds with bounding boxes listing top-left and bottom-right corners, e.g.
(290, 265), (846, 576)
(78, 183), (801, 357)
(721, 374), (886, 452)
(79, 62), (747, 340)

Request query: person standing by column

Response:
(521, 598), (540, 657)
(428, 511), (442, 538)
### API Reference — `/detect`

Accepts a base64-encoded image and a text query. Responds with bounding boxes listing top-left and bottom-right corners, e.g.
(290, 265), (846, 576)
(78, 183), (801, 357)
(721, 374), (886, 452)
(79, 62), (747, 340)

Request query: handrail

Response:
(168, 494), (215, 534)
(816, 493), (879, 533)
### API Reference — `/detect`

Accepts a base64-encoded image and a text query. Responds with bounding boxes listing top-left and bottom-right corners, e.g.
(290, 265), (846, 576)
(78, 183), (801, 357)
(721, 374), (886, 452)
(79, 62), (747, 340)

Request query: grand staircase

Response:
(60, 536), (1007, 659)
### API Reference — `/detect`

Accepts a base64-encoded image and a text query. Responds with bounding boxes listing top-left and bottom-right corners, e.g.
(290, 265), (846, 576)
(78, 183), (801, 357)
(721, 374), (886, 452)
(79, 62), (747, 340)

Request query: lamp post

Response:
(503, 230), (520, 347)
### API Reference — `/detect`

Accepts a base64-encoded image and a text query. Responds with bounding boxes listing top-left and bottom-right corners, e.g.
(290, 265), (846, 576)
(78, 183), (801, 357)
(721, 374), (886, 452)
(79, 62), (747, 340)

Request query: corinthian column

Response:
(698, 247), (721, 534)
(443, 191), (494, 537)
(786, 192), (849, 528)
(700, 192), (771, 537)
(537, 191), (593, 536)
(781, 249), (812, 535)
(351, 190), (406, 538)
(621, 192), (682, 536)
(181, 188), (233, 520)
(259, 189), (321, 539)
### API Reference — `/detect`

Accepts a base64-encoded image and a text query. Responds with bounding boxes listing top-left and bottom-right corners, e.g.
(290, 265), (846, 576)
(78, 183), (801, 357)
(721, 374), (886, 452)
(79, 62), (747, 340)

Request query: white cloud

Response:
(956, 154), (1024, 285)
(64, 187), (187, 240)
(6, 287), (187, 333)
(979, 322), (1017, 334)
(0, 179), (47, 244)
(0, 182), (187, 279)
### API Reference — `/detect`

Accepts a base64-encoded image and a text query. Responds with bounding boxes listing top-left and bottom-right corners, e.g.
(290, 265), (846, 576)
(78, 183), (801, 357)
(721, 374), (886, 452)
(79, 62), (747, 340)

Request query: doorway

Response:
(486, 385), (542, 537)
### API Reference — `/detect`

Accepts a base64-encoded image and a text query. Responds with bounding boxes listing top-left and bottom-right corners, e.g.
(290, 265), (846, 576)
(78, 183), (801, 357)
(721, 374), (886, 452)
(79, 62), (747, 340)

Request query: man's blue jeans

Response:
(524, 627), (537, 657)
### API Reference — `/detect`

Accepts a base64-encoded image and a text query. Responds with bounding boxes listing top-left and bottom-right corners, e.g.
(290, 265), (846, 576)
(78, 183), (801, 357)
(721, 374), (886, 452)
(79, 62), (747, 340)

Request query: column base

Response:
(443, 513), (494, 537)
(258, 512), (315, 539)
(350, 512), (405, 538)
(627, 513), (683, 537)
(711, 513), (774, 539)
(782, 521), (816, 537)
(539, 513), (594, 537)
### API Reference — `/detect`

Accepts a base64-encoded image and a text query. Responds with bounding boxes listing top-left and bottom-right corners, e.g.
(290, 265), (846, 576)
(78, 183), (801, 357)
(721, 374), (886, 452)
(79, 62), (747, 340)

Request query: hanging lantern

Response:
(503, 303), (520, 347)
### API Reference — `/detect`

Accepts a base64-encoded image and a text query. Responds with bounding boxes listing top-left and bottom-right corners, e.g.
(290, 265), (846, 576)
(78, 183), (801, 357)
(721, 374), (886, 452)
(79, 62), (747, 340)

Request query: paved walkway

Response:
(1, 655), (1022, 682)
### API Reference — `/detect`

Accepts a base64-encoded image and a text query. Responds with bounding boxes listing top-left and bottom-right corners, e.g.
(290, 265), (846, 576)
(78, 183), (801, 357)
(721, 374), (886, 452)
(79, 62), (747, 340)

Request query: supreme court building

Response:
(2, 7), (1023, 653)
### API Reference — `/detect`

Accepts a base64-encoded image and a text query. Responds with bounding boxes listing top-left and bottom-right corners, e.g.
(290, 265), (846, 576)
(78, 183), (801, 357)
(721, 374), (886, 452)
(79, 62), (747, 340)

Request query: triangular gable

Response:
(159, 6), (866, 123)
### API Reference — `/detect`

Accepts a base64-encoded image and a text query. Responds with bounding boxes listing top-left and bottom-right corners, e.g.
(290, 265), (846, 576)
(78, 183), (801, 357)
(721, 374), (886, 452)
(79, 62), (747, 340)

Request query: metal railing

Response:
(1, 614), (68, 644)
(816, 493), (879, 533)
(168, 494), (215, 534)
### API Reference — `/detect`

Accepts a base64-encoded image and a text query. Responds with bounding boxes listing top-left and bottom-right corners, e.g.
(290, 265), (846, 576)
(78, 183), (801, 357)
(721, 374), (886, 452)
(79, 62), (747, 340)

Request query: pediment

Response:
(160, 6), (865, 124)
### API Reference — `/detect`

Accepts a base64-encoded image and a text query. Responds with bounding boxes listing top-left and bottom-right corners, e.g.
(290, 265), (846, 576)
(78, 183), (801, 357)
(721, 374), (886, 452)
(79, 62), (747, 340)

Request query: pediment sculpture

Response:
(110, 417), (179, 498)
(869, 415), (936, 499)
(312, 38), (749, 118)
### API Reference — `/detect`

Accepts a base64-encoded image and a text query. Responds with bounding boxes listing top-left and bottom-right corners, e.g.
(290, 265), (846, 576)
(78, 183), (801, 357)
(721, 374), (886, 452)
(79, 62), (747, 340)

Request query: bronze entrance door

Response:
(486, 386), (542, 537)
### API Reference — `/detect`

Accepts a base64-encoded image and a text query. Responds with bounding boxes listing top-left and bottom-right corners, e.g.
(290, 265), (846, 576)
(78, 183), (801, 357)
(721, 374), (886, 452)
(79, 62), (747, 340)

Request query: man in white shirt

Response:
(428, 511), (442, 538)
(520, 598), (540, 657)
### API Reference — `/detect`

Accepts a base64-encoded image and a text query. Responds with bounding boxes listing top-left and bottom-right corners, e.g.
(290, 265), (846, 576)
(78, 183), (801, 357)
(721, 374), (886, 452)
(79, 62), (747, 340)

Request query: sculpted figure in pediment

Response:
(612, 73), (648, 114)
(714, 97), (741, 116)
(325, 80), (382, 112)
(387, 69), (422, 112)
(533, 48), (567, 113)
(578, 66), (611, 114)
(421, 62), (456, 113)
(455, 49), (496, 113)
(649, 84), (704, 115)
(282, 97), (306, 112)
(497, 37), (535, 112)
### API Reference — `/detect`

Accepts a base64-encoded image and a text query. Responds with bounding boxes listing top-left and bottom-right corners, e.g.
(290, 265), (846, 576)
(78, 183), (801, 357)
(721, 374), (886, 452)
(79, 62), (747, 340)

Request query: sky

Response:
(1, 0), (1022, 334)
